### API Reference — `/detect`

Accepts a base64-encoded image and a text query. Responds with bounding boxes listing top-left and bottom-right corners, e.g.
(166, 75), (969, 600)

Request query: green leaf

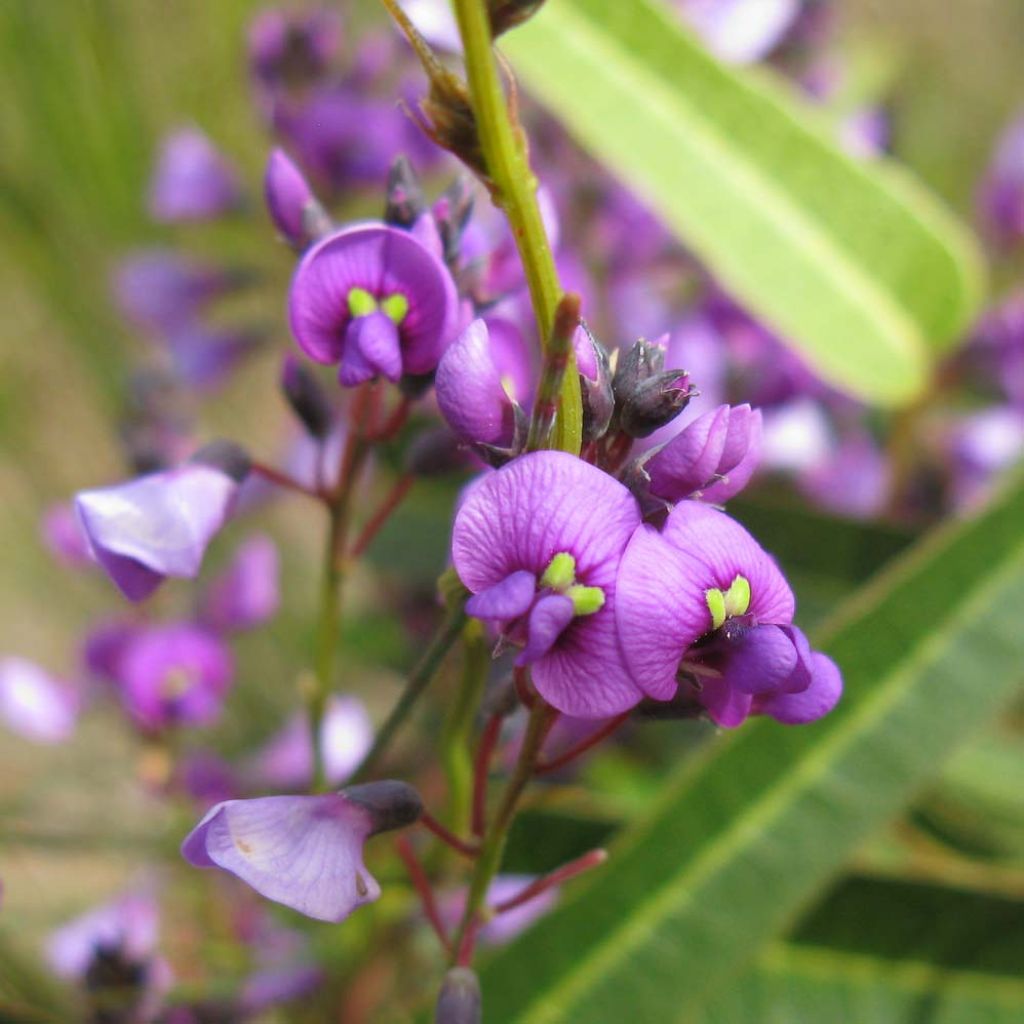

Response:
(503, 0), (984, 405)
(701, 944), (1024, 1024)
(479, 473), (1024, 1022)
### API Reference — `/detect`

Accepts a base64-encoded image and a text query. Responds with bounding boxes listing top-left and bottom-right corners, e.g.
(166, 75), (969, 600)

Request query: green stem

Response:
(450, 701), (557, 965)
(449, 0), (582, 454)
(350, 602), (469, 783)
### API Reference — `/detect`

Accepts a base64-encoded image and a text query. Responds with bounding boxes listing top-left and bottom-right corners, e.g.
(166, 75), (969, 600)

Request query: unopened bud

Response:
(385, 156), (427, 228)
(489, 0), (547, 37)
(435, 967), (481, 1024)
(576, 325), (615, 442)
(612, 337), (666, 406)
(344, 780), (423, 836)
(434, 176), (476, 266)
(618, 371), (695, 438)
(281, 355), (333, 439)
(264, 149), (330, 249)
(190, 439), (252, 483)
(405, 427), (472, 477)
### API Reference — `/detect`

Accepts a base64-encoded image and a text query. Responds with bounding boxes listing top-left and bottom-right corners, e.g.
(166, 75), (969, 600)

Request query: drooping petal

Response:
(341, 311), (403, 383)
(700, 405), (763, 504)
(516, 594), (576, 666)
(464, 570), (537, 620)
(756, 652), (843, 724)
(718, 624), (798, 695)
(697, 676), (754, 728)
(660, 502), (795, 624)
(0, 657), (78, 743)
(181, 795), (379, 923)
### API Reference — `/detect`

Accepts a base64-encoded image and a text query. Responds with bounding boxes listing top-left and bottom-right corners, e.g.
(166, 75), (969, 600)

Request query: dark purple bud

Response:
(618, 371), (696, 438)
(405, 427), (473, 477)
(576, 324), (615, 442)
(342, 780), (423, 836)
(281, 355), (333, 439)
(433, 176), (475, 266)
(612, 337), (666, 405)
(435, 967), (481, 1024)
(264, 149), (330, 248)
(190, 439), (251, 484)
(385, 155), (427, 229)
(489, 0), (547, 37)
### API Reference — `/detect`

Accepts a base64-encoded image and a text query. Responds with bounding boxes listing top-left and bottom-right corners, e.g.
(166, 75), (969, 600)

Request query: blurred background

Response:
(2, 0), (1024, 1020)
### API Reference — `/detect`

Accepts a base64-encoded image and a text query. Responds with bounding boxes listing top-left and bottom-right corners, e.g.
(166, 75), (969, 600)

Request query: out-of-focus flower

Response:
(148, 128), (243, 223)
(200, 535), (280, 633)
(759, 399), (833, 474)
(288, 223), (459, 386)
(0, 657), (78, 743)
(799, 428), (891, 520)
(438, 875), (557, 948)
(839, 106), (890, 159)
(616, 502), (841, 726)
(116, 624), (234, 731)
(677, 0), (801, 64)
(75, 441), (250, 602)
(453, 452), (644, 717)
(181, 782), (422, 922)
(254, 695), (373, 789)
(645, 404), (763, 504)
(436, 967), (482, 1024)
(946, 405), (1024, 509)
(40, 502), (92, 568)
(164, 324), (265, 393)
(248, 7), (342, 93)
(972, 290), (1024, 406)
(977, 111), (1024, 248)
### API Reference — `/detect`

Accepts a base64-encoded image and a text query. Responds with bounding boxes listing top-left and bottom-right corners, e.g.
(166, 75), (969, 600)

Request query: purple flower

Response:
(164, 324), (264, 393)
(40, 502), (92, 568)
(946, 405), (1024, 509)
(181, 782), (422, 922)
(200, 535), (280, 633)
(288, 223), (458, 386)
(799, 428), (891, 520)
(972, 291), (1024, 406)
(839, 106), (890, 159)
(0, 657), (78, 743)
(645, 404), (763, 504)
(148, 128), (242, 223)
(978, 111), (1024, 248)
(253, 695), (373, 789)
(616, 501), (840, 725)
(75, 443), (249, 602)
(452, 452), (643, 717)
(247, 8), (341, 92)
(439, 875), (557, 947)
(678, 0), (801, 64)
(113, 250), (241, 334)
(82, 618), (140, 682)
(116, 624), (234, 731)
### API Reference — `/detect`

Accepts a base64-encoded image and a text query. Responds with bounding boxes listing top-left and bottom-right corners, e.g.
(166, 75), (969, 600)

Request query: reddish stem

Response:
(395, 835), (451, 954)
(420, 812), (480, 859)
(371, 394), (413, 442)
(534, 711), (631, 775)
(513, 666), (536, 709)
(349, 474), (415, 559)
(250, 461), (325, 502)
(492, 848), (608, 915)
(455, 918), (478, 968)
(471, 713), (504, 838)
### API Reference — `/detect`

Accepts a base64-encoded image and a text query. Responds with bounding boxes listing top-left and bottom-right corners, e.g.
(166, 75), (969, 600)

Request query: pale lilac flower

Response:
(452, 452), (643, 717)
(0, 657), (78, 743)
(978, 111), (1024, 248)
(403, 0), (461, 51)
(40, 502), (92, 568)
(839, 106), (890, 159)
(759, 399), (833, 474)
(75, 442), (249, 601)
(678, 0), (801, 64)
(439, 875), (557, 947)
(254, 695), (373, 789)
(116, 624), (234, 731)
(165, 324), (264, 393)
(200, 535), (281, 633)
(148, 128), (242, 222)
(645, 404), (762, 504)
(181, 782), (422, 922)
(288, 223), (458, 386)
(616, 501), (840, 726)
(799, 429), (891, 520)
(946, 406), (1024, 509)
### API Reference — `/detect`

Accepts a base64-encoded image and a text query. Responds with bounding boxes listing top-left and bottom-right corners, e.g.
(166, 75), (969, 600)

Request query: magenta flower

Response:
(645, 404), (763, 505)
(148, 128), (242, 222)
(452, 452), (643, 717)
(75, 442), (249, 602)
(288, 223), (458, 386)
(181, 781), (422, 923)
(253, 695), (373, 789)
(200, 535), (280, 633)
(0, 657), (78, 743)
(116, 624), (233, 731)
(616, 501), (840, 726)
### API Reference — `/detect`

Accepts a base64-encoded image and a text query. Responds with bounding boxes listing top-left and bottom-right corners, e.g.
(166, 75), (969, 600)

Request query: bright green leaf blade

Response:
(480, 473), (1024, 1022)
(503, 0), (985, 404)
(702, 945), (1024, 1024)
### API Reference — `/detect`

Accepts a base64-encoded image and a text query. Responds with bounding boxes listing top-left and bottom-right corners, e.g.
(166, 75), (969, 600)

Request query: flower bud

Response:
(434, 176), (475, 266)
(385, 155), (427, 229)
(405, 427), (472, 477)
(435, 967), (481, 1024)
(264, 149), (330, 249)
(576, 325), (615, 442)
(618, 370), (695, 438)
(342, 780), (423, 836)
(612, 336), (666, 405)
(489, 0), (548, 37)
(190, 439), (252, 484)
(281, 355), (333, 439)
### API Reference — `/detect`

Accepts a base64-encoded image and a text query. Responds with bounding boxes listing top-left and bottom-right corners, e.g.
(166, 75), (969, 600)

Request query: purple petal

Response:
(700, 405), (762, 504)
(516, 594), (576, 666)
(75, 465), (240, 601)
(265, 148), (315, 245)
(0, 658), (78, 743)
(661, 502), (795, 624)
(464, 569), (537, 620)
(757, 652), (842, 724)
(719, 624), (799, 695)
(40, 502), (92, 568)
(615, 524), (709, 701)
(342, 311), (403, 383)
(200, 534), (280, 633)
(697, 676), (753, 728)
(646, 406), (730, 502)
(181, 795), (380, 923)
(148, 128), (242, 222)
(435, 319), (516, 445)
